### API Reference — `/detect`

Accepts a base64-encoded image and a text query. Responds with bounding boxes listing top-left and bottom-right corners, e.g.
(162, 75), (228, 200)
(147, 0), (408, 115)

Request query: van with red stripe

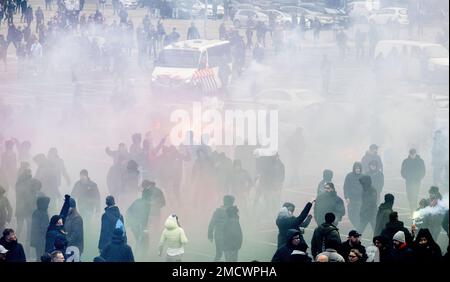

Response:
(151, 40), (232, 96)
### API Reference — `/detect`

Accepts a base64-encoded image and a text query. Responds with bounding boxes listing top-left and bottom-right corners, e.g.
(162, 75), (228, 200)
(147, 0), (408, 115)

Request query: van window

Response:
(208, 44), (231, 67)
(157, 49), (201, 68)
(424, 46), (449, 59)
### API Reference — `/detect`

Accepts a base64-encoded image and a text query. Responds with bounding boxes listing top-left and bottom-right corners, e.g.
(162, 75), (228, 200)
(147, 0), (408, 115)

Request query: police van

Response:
(151, 40), (232, 95)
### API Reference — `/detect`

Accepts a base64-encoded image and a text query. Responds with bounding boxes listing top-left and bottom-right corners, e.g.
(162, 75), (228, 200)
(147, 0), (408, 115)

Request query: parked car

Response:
(346, 1), (374, 23)
(261, 9), (292, 26)
(368, 7), (409, 25)
(280, 5), (333, 26)
(233, 9), (269, 28)
(119, 0), (139, 9)
(193, 0), (225, 19)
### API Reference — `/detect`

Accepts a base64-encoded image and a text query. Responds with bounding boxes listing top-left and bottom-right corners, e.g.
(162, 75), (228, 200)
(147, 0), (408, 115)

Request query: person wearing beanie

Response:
(71, 169), (101, 225)
(98, 196), (125, 252)
(101, 228), (134, 262)
(401, 148), (426, 210)
(317, 169), (334, 195)
(391, 230), (414, 262)
(381, 211), (413, 246)
(65, 198), (84, 255)
(313, 182), (345, 226)
(311, 212), (341, 258)
(275, 201), (313, 249)
(374, 193), (395, 237)
(208, 195), (236, 261)
(159, 214), (188, 262)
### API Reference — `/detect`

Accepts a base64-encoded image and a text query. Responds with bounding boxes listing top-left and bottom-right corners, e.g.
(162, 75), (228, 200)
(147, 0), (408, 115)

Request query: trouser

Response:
(406, 180), (421, 211)
(224, 250), (238, 262)
(347, 200), (362, 228)
(359, 215), (376, 235)
(214, 240), (224, 262)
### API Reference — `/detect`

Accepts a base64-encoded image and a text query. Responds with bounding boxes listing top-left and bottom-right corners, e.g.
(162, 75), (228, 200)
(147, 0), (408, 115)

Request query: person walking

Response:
(401, 148), (426, 211)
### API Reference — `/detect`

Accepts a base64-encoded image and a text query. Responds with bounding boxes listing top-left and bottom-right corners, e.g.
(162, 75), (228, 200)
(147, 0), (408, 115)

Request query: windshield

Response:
(156, 49), (201, 68)
(424, 46), (449, 58)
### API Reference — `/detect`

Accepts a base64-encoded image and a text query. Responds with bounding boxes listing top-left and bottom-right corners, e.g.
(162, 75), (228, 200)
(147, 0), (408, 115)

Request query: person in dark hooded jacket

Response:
(401, 148), (426, 211)
(101, 228), (134, 262)
(65, 198), (84, 254)
(223, 205), (243, 262)
(413, 228), (442, 262)
(366, 160), (384, 203)
(361, 144), (383, 174)
(313, 182), (345, 226)
(359, 175), (378, 234)
(33, 154), (60, 207)
(311, 212), (341, 258)
(373, 235), (393, 262)
(71, 169), (101, 224)
(317, 169), (333, 195)
(381, 212), (413, 246)
(126, 187), (151, 251)
(275, 201), (313, 248)
(45, 195), (70, 254)
(98, 196), (126, 251)
(15, 167), (40, 240)
(0, 228), (26, 262)
(30, 196), (50, 259)
(343, 162), (364, 228)
(272, 229), (305, 262)
(208, 195), (235, 261)
(374, 193), (395, 237)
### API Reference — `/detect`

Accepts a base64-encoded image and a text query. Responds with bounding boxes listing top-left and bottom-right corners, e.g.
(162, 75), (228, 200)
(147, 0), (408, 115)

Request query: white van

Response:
(151, 40), (232, 94)
(374, 40), (449, 82)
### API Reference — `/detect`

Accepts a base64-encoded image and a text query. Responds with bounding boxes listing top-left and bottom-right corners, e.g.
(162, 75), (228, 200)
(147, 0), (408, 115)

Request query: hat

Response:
(0, 245), (8, 254)
(348, 230), (362, 237)
(429, 186), (439, 194)
(393, 231), (405, 243)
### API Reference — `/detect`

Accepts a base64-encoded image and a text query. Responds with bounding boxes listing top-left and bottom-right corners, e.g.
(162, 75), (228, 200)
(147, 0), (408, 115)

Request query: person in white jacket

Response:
(158, 214), (188, 262)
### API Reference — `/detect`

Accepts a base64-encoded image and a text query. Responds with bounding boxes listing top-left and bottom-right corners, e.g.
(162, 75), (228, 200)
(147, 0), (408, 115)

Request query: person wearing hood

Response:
(381, 212), (413, 246)
(401, 148), (426, 211)
(15, 167), (40, 241)
(71, 169), (101, 224)
(33, 154), (60, 208)
(101, 228), (134, 262)
(361, 144), (383, 174)
(373, 235), (393, 262)
(30, 196), (50, 260)
(159, 214), (188, 262)
(366, 160), (384, 203)
(45, 194), (71, 254)
(391, 231), (414, 262)
(316, 239), (345, 262)
(65, 198), (84, 255)
(272, 229), (307, 262)
(374, 193), (395, 237)
(0, 185), (12, 232)
(339, 230), (368, 262)
(143, 180), (165, 232)
(98, 196), (126, 252)
(412, 228), (442, 262)
(311, 213), (342, 258)
(313, 182), (345, 226)
(343, 162), (364, 227)
(0, 228), (26, 262)
(223, 206), (243, 262)
(208, 195), (235, 261)
(359, 175), (378, 234)
(126, 187), (151, 254)
(275, 201), (313, 248)
(317, 169), (333, 196)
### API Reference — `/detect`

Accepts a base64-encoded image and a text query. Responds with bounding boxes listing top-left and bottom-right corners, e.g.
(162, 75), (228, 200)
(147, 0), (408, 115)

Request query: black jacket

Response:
(359, 175), (378, 222)
(381, 220), (413, 246)
(100, 233), (134, 262)
(98, 206), (125, 250)
(223, 216), (243, 251)
(311, 222), (341, 258)
(391, 243), (414, 262)
(30, 196), (50, 250)
(412, 229), (442, 262)
(401, 155), (426, 182)
(374, 202), (393, 237)
(0, 237), (26, 262)
(272, 229), (307, 262)
(65, 209), (84, 253)
(313, 191), (345, 226)
(367, 169), (384, 198)
(71, 179), (101, 215)
(276, 202), (312, 248)
(343, 163), (363, 201)
(208, 206), (228, 245)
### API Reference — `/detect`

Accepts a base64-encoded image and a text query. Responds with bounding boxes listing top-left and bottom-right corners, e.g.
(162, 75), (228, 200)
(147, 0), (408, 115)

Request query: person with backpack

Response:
(98, 196), (126, 253)
(311, 212), (341, 258)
